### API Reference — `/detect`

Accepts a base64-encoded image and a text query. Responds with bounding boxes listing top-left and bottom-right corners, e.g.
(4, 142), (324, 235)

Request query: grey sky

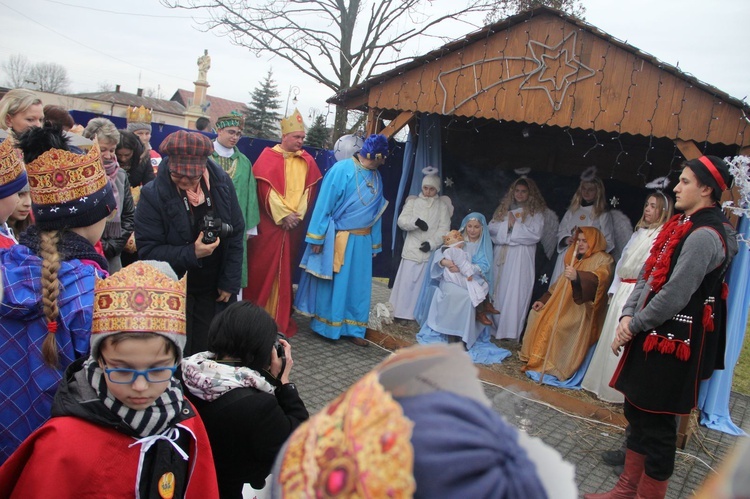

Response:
(1, 0), (747, 127)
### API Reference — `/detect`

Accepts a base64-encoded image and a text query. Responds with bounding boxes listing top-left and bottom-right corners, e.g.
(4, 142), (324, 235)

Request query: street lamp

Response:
(285, 86), (300, 117)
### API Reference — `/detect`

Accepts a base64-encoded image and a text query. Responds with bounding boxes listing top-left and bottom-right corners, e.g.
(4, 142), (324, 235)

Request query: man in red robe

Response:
(244, 109), (322, 336)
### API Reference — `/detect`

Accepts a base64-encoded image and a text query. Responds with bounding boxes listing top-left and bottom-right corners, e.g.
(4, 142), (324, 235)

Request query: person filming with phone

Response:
(181, 301), (309, 498)
(135, 130), (245, 355)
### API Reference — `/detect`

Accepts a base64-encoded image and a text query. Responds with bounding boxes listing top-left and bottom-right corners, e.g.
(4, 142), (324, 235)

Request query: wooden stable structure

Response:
(331, 6), (750, 178)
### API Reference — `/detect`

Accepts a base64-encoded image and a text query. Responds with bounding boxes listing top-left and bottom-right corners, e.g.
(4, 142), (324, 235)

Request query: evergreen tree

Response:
(304, 115), (329, 149)
(244, 69), (282, 140)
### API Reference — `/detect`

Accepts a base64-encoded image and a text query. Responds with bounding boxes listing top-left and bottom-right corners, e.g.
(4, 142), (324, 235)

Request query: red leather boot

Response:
(635, 473), (668, 499)
(583, 449), (645, 499)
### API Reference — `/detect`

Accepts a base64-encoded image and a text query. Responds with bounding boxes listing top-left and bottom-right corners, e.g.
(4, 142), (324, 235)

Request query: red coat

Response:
(0, 413), (219, 498)
(244, 147), (321, 336)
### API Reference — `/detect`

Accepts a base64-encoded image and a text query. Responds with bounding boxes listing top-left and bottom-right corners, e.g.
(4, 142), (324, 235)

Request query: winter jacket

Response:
(397, 194), (451, 263)
(135, 158), (245, 294)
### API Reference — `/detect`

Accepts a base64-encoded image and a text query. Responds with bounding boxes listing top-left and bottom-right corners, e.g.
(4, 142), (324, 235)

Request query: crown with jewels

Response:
(26, 140), (107, 207)
(0, 136), (27, 194)
(127, 105), (153, 124)
(92, 261), (187, 336)
(280, 108), (305, 135)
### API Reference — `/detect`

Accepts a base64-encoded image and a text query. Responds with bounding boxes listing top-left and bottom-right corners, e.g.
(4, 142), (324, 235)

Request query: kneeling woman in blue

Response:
(416, 213), (511, 364)
(294, 134), (389, 346)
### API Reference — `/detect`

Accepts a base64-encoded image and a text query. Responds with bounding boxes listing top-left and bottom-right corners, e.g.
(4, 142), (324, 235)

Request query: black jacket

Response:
(102, 171), (135, 260)
(184, 383), (309, 497)
(135, 158), (245, 294)
(126, 156), (156, 188)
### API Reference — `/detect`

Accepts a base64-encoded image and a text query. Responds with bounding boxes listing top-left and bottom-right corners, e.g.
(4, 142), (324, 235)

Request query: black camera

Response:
(274, 332), (287, 361)
(200, 214), (233, 244)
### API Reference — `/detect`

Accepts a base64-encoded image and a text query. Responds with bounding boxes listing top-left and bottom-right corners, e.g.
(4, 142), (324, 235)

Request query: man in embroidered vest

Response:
(584, 156), (735, 499)
(294, 134), (389, 347)
(211, 111), (260, 294)
(244, 109), (322, 336)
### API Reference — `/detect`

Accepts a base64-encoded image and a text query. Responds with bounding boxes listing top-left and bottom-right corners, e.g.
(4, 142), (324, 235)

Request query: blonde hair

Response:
(0, 89), (43, 131)
(636, 192), (674, 230)
(39, 230), (62, 367)
(568, 177), (607, 218)
(492, 177), (547, 222)
(83, 117), (120, 144)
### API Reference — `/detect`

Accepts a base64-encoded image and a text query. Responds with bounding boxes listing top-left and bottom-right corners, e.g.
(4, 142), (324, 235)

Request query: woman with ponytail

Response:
(0, 125), (116, 463)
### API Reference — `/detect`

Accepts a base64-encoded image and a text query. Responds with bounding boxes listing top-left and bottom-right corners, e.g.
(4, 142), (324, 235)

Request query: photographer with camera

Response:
(135, 130), (244, 355)
(181, 301), (309, 498)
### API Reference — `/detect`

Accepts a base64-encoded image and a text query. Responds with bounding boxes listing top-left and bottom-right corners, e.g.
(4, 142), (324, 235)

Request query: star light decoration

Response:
(444, 177), (454, 187)
(610, 196), (619, 208)
(438, 31), (596, 114)
(539, 274), (549, 285)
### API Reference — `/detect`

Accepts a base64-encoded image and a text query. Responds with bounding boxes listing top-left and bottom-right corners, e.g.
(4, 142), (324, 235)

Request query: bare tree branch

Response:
(161, 0), (495, 138)
(1, 54), (32, 89)
(29, 62), (70, 93)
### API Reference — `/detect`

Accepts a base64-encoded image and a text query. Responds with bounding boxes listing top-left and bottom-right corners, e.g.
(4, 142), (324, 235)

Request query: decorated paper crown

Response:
(275, 369), (415, 497)
(0, 136), (27, 199)
(25, 137), (116, 230)
(442, 229), (464, 247)
(215, 110), (245, 130)
(91, 261), (187, 360)
(280, 108), (305, 135)
(127, 105), (153, 124)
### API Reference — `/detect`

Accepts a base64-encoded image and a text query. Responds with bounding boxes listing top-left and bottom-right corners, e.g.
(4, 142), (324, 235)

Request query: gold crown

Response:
(442, 230), (463, 246)
(26, 140), (108, 207)
(277, 369), (415, 497)
(127, 105), (153, 124)
(0, 136), (25, 188)
(92, 261), (187, 335)
(280, 108), (305, 135)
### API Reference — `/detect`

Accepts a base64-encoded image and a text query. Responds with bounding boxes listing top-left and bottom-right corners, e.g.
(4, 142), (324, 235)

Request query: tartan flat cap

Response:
(160, 130), (213, 178)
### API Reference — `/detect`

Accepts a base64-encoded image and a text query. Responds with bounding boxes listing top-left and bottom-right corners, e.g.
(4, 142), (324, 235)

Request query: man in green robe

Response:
(211, 111), (260, 289)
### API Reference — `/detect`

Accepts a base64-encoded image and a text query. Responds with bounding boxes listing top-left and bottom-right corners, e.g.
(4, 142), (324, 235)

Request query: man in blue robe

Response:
(294, 134), (389, 346)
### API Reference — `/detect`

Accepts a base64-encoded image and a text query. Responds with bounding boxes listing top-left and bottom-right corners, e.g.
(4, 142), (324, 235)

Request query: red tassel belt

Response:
(621, 278), (637, 283)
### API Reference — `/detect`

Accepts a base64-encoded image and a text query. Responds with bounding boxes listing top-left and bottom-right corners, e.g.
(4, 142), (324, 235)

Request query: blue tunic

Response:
(294, 158), (388, 339)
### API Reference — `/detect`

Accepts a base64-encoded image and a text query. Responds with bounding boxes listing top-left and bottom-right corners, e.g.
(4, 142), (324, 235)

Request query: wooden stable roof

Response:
(331, 6), (750, 148)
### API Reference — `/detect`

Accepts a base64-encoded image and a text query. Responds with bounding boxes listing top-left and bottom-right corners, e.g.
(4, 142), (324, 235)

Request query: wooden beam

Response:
(365, 109), (378, 136)
(378, 111), (416, 140)
(673, 139), (702, 160)
(342, 92), (369, 110)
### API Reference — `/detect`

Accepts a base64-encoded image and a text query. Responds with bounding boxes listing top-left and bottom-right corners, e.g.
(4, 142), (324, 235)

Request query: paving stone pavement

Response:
(287, 281), (747, 498)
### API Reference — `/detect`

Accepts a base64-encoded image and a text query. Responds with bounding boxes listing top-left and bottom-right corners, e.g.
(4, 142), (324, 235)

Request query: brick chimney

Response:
(136, 88), (143, 97)
(115, 84), (120, 92)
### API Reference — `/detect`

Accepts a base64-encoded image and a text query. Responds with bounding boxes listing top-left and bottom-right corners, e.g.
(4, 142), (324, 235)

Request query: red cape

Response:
(0, 413), (219, 498)
(244, 147), (322, 336)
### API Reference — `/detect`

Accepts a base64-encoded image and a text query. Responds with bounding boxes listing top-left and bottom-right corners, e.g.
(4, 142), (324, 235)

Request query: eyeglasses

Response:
(222, 130), (242, 137)
(169, 171), (202, 181)
(102, 362), (178, 384)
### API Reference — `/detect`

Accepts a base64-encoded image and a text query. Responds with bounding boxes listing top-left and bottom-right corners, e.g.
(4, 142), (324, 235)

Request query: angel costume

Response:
(581, 226), (661, 403)
(389, 191), (451, 320)
(488, 208), (544, 340)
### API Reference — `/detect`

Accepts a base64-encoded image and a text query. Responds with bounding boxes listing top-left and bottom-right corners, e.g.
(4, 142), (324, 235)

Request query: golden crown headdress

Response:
(25, 140), (107, 207)
(92, 261), (187, 336)
(280, 108), (305, 135)
(277, 369), (415, 497)
(127, 105), (153, 124)
(0, 136), (26, 188)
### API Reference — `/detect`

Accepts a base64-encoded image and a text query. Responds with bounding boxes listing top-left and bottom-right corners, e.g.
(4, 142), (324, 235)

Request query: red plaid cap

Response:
(160, 130), (213, 177)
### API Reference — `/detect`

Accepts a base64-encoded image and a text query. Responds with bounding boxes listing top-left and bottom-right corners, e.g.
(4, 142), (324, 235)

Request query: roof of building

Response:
(72, 90), (186, 116)
(330, 6), (749, 147)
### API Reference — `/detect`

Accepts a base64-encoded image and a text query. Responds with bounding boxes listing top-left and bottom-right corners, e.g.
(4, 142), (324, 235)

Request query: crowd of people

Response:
(0, 86), (740, 498)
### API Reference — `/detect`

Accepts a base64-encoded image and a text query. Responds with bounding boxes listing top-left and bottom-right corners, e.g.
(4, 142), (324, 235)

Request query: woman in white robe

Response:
(581, 191), (673, 402)
(551, 173), (614, 284)
(488, 177), (546, 340)
(389, 171), (451, 320)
